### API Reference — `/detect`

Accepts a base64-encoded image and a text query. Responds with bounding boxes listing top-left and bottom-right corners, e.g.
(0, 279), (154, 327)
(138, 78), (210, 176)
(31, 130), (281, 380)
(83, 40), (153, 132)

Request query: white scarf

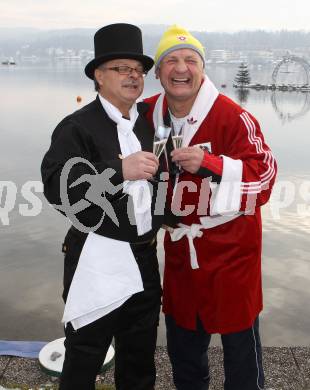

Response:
(153, 75), (219, 147)
(99, 95), (152, 236)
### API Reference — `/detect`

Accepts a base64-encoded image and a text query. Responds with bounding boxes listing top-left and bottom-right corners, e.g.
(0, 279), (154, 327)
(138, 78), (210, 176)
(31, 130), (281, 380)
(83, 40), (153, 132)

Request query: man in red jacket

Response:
(145, 25), (277, 390)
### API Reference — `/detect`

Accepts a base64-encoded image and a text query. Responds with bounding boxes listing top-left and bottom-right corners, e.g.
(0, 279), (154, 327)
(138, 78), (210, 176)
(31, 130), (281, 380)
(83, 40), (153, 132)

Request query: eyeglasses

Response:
(103, 65), (147, 77)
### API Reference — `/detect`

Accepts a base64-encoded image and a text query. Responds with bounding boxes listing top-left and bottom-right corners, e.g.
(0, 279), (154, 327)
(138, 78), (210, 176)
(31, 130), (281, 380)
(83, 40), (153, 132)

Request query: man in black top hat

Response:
(41, 23), (165, 390)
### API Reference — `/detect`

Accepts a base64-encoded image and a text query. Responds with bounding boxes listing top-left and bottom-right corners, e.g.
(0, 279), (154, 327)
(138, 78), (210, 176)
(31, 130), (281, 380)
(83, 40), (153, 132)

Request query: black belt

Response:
(130, 236), (156, 251)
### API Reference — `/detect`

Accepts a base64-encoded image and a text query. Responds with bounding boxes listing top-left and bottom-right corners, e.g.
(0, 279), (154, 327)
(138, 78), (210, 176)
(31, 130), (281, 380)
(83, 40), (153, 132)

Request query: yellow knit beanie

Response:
(154, 25), (205, 68)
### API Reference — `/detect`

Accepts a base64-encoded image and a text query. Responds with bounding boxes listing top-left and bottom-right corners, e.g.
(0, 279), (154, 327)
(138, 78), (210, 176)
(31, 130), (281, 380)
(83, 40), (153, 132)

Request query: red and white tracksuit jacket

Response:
(144, 78), (277, 334)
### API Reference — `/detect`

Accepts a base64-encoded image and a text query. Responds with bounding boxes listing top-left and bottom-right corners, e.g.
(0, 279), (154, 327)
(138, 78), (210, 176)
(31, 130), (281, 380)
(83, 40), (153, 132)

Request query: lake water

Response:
(0, 61), (309, 346)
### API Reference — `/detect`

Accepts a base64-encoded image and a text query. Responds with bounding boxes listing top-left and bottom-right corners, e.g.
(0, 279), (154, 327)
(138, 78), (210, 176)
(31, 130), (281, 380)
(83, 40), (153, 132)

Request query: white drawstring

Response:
(170, 223), (204, 269)
(169, 214), (243, 270)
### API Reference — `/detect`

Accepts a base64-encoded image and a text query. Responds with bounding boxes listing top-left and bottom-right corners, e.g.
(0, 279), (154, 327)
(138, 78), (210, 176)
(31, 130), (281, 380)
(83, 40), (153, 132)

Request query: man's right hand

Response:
(122, 151), (159, 180)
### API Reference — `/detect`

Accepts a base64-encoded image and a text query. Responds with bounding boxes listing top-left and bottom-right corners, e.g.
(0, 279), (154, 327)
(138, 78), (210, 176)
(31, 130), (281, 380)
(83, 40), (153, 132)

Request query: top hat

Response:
(85, 23), (154, 80)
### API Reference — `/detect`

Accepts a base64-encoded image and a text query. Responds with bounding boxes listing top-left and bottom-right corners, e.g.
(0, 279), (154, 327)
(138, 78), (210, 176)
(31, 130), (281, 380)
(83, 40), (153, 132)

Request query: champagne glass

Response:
(171, 122), (185, 174)
(171, 122), (184, 150)
(153, 125), (171, 158)
(151, 125), (171, 182)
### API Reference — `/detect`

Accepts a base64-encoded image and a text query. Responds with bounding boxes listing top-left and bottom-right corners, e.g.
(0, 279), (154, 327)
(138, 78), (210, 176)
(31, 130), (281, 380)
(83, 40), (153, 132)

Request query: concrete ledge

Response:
(0, 347), (309, 389)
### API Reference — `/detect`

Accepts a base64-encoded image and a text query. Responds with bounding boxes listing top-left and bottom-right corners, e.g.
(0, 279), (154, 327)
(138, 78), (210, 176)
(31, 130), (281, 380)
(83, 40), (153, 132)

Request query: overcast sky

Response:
(1, 0), (309, 32)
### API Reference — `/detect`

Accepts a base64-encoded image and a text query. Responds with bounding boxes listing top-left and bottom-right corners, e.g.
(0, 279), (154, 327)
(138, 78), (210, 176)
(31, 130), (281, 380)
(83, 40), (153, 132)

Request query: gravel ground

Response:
(1, 346), (310, 389)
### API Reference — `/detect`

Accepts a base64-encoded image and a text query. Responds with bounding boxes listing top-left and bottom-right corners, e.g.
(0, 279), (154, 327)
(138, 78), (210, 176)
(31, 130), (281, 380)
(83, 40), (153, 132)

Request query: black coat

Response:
(41, 95), (166, 243)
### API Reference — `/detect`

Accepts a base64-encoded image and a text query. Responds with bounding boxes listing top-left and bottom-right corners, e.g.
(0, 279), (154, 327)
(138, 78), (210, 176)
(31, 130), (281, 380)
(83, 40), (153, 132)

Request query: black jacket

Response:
(41, 96), (166, 243)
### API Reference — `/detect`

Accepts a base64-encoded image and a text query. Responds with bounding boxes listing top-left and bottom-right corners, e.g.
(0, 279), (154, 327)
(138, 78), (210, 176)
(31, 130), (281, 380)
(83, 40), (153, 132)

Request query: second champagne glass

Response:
(171, 122), (185, 174)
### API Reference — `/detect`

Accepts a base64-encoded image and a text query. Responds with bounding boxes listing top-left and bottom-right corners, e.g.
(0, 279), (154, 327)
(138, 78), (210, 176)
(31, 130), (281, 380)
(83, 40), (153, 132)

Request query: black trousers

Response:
(166, 315), (264, 390)
(59, 240), (161, 390)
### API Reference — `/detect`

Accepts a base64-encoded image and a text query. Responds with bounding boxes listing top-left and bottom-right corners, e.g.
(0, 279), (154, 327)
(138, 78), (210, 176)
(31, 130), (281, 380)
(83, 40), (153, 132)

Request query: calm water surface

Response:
(0, 62), (309, 346)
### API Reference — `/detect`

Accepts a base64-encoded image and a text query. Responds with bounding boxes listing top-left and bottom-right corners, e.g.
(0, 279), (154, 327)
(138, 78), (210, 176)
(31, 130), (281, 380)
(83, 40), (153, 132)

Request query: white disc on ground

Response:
(38, 337), (114, 377)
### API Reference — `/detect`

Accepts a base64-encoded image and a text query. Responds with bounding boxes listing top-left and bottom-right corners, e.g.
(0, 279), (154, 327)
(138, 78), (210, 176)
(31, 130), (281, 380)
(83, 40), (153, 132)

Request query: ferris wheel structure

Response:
(272, 55), (310, 86)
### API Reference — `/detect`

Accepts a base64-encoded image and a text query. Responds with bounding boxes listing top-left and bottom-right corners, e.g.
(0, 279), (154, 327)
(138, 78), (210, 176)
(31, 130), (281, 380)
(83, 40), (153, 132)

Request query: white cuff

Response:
(210, 155), (242, 216)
